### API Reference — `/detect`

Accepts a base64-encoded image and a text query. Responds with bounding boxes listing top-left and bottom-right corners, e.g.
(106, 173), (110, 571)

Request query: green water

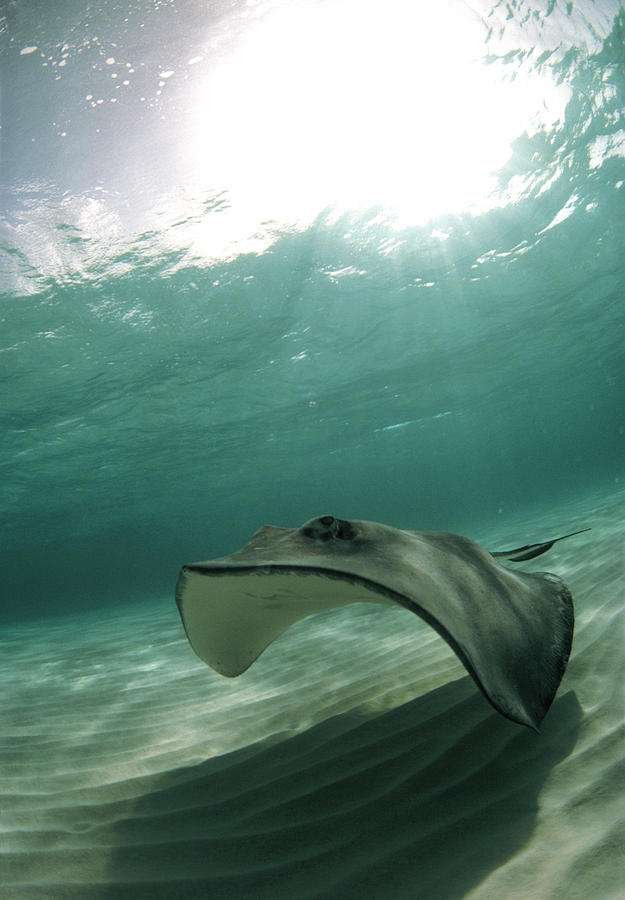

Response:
(1, 1), (623, 621)
(1, 7), (625, 898)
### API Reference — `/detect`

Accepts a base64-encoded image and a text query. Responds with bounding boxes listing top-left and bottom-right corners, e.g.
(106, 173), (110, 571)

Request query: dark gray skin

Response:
(176, 516), (589, 731)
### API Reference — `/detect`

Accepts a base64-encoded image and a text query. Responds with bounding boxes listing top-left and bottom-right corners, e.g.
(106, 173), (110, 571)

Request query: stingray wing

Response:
(176, 516), (577, 731)
(176, 565), (397, 678)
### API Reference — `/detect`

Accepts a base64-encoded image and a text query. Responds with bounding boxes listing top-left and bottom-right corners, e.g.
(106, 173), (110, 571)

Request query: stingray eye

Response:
(300, 520), (328, 541)
(299, 516), (356, 542)
(335, 519), (356, 541)
(300, 516), (339, 542)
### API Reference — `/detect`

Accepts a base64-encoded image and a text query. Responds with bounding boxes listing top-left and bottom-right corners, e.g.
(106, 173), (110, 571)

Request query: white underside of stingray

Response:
(176, 516), (588, 731)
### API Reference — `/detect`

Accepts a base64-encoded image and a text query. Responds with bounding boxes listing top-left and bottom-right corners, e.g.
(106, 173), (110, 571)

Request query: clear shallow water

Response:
(1, 0), (624, 897)
(1, 485), (623, 899)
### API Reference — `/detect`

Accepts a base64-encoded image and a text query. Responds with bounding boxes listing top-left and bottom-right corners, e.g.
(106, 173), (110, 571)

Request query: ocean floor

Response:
(1, 486), (623, 899)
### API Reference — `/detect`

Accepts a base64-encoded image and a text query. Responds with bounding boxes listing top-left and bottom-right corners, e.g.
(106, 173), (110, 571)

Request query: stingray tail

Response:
(491, 528), (591, 562)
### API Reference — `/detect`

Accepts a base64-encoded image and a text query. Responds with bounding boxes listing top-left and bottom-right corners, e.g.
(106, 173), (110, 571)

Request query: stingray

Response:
(176, 516), (589, 731)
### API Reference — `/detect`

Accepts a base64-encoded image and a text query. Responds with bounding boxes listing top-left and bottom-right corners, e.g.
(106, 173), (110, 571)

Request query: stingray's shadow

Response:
(98, 680), (581, 900)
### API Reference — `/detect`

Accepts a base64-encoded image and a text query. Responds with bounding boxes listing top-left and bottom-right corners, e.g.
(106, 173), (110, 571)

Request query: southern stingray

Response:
(176, 516), (588, 731)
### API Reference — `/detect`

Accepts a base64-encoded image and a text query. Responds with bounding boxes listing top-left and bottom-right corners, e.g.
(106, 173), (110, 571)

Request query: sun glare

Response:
(181, 0), (569, 255)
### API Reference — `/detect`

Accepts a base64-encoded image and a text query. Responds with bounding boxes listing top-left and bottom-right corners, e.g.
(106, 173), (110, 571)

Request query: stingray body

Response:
(176, 516), (588, 731)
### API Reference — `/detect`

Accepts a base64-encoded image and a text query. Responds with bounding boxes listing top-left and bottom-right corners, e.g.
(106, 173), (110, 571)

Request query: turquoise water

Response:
(1, 3), (625, 898)
(2, 0), (623, 621)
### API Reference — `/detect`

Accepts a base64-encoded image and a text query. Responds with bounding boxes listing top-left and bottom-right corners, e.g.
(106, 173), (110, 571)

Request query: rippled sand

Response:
(1, 487), (623, 899)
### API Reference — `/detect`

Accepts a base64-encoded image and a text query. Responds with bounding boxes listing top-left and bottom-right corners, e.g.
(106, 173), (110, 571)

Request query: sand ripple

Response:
(1, 491), (623, 899)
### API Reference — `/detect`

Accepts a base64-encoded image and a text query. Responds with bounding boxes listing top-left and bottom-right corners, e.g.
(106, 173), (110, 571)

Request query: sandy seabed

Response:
(1, 486), (623, 900)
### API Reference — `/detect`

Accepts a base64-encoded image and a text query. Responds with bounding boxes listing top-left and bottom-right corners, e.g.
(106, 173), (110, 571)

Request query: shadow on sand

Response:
(81, 677), (582, 900)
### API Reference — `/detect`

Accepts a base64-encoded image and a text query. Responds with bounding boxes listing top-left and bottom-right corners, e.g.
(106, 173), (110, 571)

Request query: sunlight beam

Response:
(180, 0), (569, 255)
